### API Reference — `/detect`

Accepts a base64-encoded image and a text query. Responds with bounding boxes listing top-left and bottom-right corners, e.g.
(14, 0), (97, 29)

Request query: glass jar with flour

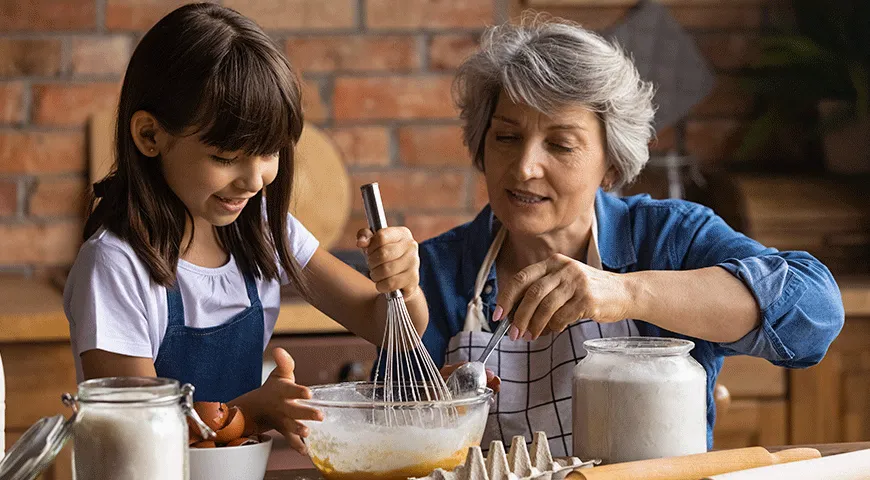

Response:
(0, 377), (214, 480)
(572, 337), (707, 464)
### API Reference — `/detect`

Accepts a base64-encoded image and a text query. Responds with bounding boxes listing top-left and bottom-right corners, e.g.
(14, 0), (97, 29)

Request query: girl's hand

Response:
(440, 362), (501, 393)
(494, 254), (632, 341)
(357, 227), (421, 297)
(235, 348), (323, 455)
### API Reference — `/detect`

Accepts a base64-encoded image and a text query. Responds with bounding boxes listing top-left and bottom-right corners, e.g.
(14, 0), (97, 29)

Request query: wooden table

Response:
(263, 443), (870, 479)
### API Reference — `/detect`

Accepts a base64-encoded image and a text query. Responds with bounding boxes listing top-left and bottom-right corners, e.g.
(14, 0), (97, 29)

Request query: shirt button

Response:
(483, 285), (493, 294)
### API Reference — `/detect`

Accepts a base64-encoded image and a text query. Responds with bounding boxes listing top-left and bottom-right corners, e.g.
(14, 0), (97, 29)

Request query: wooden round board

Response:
(290, 125), (351, 250)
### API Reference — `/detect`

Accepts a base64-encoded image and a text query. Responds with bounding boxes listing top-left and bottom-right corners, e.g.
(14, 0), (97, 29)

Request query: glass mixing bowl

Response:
(297, 382), (493, 480)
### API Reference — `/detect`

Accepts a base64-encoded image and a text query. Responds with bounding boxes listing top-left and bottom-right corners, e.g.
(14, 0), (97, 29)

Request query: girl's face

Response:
(483, 93), (612, 236)
(159, 132), (279, 227)
(131, 111), (280, 229)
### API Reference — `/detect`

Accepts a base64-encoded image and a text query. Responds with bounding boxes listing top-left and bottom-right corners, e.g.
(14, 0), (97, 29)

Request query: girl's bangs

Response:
(190, 43), (297, 156)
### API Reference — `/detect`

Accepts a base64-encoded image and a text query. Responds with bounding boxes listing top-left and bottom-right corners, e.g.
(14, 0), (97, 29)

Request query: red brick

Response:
(405, 214), (473, 241)
(334, 212), (402, 250)
(0, 221), (83, 265)
(685, 119), (746, 165)
(301, 78), (328, 123)
(29, 177), (88, 217)
(696, 33), (761, 71)
(398, 125), (468, 166)
(71, 37), (133, 76)
(225, 0), (356, 30)
(327, 127), (390, 166)
(0, 180), (17, 217)
(691, 75), (753, 117)
(429, 34), (480, 71)
(32, 83), (120, 126)
(621, 170), (671, 199)
(473, 173), (488, 210)
(670, 6), (763, 30)
(351, 171), (466, 211)
(334, 76), (455, 121)
(366, 0), (493, 29)
(106, 0), (190, 31)
(0, 82), (26, 124)
(0, 0), (96, 31)
(528, 7), (629, 32)
(0, 39), (62, 76)
(286, 36), (419, 73)
(0, 131), (87, 175)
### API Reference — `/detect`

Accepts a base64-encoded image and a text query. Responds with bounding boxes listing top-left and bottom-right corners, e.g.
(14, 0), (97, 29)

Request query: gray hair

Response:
(453, 15), (656, 189)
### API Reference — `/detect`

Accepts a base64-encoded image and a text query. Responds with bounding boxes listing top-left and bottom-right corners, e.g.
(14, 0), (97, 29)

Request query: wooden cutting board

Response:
(88, 112), (350, 249)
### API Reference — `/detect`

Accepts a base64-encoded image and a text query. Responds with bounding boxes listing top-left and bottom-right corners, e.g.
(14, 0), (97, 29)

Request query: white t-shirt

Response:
(64, 213), (319, 382)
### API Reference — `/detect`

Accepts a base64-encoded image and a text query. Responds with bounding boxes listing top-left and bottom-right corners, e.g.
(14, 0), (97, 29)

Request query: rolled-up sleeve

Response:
(673, 204), (845, 368)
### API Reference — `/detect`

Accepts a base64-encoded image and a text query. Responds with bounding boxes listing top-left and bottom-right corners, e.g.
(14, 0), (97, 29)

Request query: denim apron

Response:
(445, 210), (637, 457)
(154, 270), (264, 403)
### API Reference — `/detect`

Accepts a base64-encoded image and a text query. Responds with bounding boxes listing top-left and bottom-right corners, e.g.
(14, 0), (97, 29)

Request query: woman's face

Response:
(483, 93), (611, 237)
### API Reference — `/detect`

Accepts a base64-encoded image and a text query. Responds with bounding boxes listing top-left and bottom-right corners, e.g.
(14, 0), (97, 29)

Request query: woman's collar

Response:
(594, 189), (637, 269)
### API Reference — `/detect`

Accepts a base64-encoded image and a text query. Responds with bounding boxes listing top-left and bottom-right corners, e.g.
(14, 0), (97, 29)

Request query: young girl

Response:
(63, 3), (427, 455)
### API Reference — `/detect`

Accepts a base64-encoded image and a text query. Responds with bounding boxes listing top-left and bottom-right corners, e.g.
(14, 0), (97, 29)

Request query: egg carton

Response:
(412, 432), (599, 480)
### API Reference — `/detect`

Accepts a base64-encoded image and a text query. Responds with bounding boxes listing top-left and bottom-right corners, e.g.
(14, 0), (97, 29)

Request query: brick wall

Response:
(0, 0), (773, 275)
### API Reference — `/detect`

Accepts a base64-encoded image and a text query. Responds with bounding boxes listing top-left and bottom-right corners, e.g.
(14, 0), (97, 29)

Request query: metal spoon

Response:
(446, 313), (514, 398)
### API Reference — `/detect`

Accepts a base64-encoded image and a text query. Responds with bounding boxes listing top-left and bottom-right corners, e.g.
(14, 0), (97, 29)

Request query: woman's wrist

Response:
(617, 271), (645, 321)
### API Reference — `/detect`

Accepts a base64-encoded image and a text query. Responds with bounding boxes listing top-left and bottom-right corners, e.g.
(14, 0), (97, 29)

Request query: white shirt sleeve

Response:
(64, 239), (154, 360)
(280, 212), (320, 284)
(288, 213), (319, 267)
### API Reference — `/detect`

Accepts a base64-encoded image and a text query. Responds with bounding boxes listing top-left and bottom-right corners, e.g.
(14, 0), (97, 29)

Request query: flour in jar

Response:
(573, 342), (707, 464)
(73, 391), (186, 480)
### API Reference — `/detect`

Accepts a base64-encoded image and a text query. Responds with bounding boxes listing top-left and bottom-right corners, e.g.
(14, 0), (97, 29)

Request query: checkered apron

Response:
(445, 212), (638, 457)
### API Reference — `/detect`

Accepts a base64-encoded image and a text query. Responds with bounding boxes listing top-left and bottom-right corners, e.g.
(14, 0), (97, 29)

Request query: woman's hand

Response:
(229, 348), (322, 455)
(494, 254), (632, 341)
(440, 362), (502, 393)
(357, 227), (421, 298)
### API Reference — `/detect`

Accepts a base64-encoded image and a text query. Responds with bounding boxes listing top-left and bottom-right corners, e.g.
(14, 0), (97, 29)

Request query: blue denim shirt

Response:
(418, 190), (845, 448)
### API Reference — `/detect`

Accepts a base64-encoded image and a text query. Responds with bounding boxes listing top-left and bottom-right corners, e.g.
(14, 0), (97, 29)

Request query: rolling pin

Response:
(567, 447), (821, 480)
(704, 448), (870, 479)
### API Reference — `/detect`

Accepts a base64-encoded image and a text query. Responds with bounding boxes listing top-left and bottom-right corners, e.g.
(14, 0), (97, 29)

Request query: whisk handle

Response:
(361, 183), (389, 232)
(361, 183), (402, 300)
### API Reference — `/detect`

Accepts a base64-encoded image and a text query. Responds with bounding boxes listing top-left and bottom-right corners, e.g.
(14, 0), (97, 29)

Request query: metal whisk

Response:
(361, 183), (453, 426)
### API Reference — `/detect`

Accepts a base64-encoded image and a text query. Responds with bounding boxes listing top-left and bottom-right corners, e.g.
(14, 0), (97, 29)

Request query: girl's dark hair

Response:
(86, 3), (308, 294)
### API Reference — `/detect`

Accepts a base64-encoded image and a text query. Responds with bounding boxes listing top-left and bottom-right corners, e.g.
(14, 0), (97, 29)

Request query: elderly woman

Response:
(418, 18), (844, 456)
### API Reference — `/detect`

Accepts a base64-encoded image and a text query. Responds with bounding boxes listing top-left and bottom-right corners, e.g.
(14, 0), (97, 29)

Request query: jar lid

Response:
(0, 414), (75, 480)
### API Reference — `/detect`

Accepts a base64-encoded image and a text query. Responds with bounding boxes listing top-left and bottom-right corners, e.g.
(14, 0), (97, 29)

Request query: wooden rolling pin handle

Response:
(568, 447), (821, 480)
(771, 448), (822, 464)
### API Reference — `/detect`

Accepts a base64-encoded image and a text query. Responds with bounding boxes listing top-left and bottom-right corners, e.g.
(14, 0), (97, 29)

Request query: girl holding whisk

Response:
(63, 3), (427, 455)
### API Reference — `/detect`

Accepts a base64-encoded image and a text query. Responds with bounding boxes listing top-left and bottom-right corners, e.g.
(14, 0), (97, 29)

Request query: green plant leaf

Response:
(733, 109), (783, 162)
(758, 35), (837, 66)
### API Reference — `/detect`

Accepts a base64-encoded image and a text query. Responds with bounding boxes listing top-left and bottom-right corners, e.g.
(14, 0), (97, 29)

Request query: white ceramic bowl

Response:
(189, 434), (272, 480)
